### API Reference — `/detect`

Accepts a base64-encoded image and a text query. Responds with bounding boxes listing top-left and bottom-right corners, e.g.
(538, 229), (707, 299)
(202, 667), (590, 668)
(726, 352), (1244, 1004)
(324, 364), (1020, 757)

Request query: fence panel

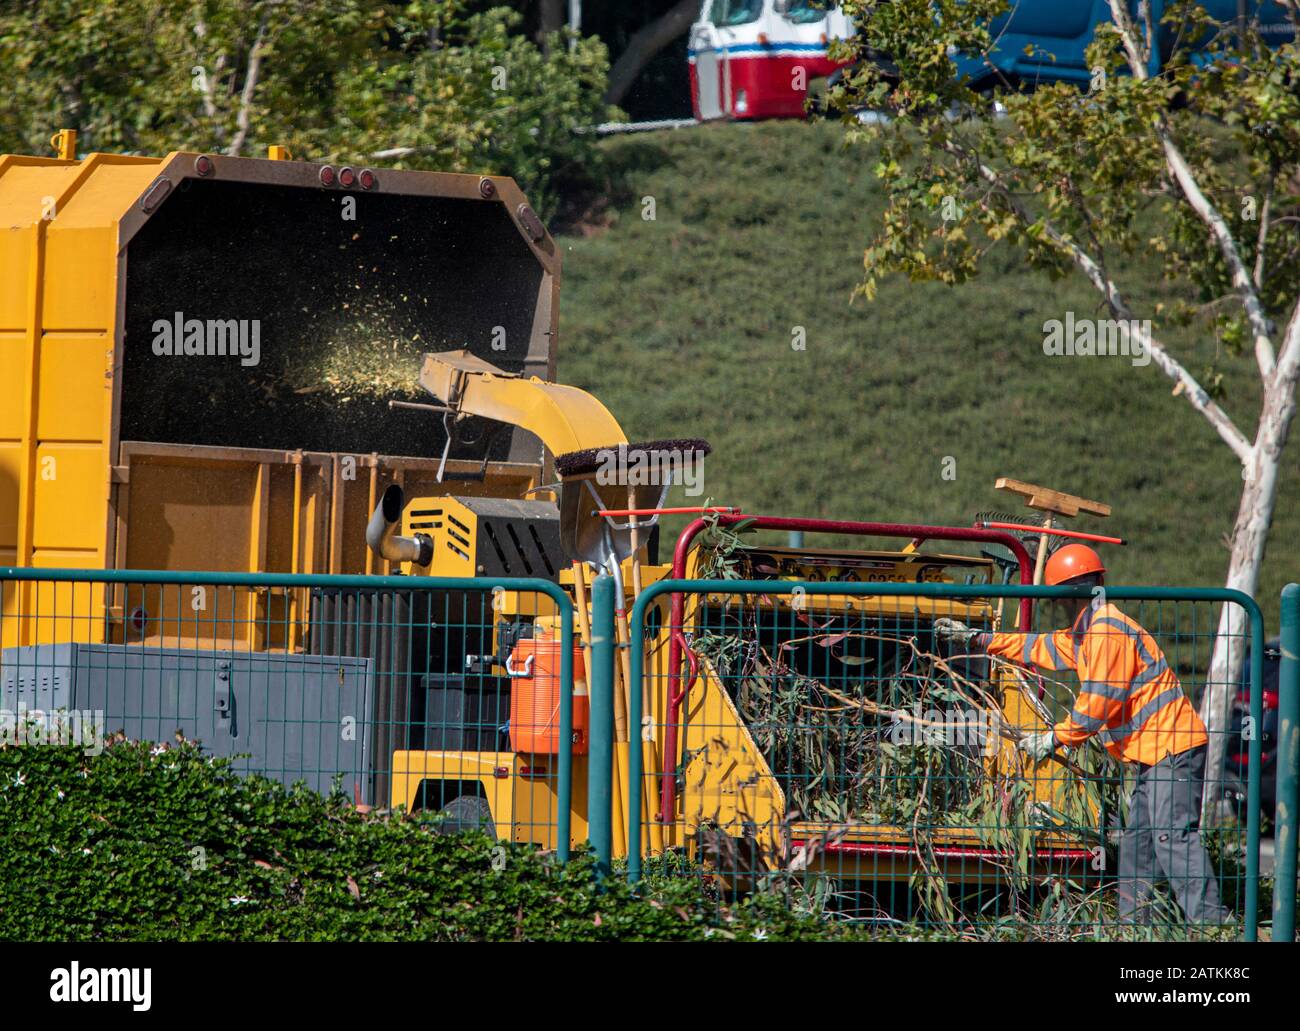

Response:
(628, 579), (1267, 941)
(0, 568), (577, 859)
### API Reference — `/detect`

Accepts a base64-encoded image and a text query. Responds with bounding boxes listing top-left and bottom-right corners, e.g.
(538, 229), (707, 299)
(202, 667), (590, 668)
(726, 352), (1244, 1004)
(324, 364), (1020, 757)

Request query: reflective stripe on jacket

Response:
(982, 600), (1207, 765)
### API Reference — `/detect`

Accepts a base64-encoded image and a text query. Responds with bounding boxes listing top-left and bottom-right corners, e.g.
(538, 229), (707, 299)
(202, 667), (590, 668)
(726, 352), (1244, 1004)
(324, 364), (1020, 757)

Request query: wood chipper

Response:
(371, 352), (1109, 895)
(0, 133), (1104, 904)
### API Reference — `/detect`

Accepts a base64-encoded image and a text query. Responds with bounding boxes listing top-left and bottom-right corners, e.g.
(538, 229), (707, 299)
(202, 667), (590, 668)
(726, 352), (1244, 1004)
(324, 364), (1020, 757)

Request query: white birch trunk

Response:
(1201, 350), (1300, 821)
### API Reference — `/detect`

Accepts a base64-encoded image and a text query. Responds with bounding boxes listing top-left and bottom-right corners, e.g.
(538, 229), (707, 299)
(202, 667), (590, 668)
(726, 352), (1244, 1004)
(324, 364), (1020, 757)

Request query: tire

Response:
(435, 795), (496, 838)
(1212, 773), (1250, 826)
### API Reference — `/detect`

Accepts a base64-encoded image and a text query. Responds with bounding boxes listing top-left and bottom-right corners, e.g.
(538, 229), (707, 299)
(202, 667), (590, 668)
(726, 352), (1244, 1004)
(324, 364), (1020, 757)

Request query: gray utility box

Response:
(1, 643), (376, 802)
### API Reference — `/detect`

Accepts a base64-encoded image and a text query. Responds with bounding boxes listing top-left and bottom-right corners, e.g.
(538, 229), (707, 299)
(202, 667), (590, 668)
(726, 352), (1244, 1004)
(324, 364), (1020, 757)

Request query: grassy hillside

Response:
(556, 119), (1298, 628)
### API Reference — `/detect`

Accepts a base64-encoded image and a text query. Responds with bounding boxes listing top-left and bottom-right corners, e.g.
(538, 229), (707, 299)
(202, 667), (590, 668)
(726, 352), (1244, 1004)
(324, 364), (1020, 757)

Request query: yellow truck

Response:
(1, 134), (1099, 904)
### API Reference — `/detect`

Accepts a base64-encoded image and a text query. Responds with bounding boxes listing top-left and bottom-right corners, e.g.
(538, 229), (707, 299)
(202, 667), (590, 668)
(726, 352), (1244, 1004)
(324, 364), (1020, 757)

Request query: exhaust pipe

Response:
(366, 484), (433, 566)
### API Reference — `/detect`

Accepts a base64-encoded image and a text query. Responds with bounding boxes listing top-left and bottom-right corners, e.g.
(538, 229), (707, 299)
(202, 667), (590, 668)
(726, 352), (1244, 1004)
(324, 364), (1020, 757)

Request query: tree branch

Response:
(1107, 0), (1278, 383)
(369, 144), (440, 160)
(603, 0), (698, 106)
(1253, 171), (1274, 290)
(193, 20), (219, 123)
(1276, 293), (1300, 394)
(1159, 136), (1277, 381)
(226, 21), (267, 158)
(947, 139), (1254, 463)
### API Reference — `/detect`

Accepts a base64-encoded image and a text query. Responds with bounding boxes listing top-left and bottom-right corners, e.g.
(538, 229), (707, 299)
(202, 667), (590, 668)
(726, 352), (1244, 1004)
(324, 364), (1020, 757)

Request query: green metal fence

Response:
(1276, 583), (1299, 941)
(4, 565), (1295, 940)
(0, 568), (577, 859)
(625, 579), (1271, 941)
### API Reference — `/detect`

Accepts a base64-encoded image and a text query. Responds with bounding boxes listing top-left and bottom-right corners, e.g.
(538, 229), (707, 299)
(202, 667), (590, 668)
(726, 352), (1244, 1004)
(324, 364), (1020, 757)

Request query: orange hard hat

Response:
(1045, 543), (1106, 586)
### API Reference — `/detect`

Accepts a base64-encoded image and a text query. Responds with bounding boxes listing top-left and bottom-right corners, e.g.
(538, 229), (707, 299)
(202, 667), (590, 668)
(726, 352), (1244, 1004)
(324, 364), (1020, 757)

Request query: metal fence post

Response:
(1274, 583), (1299, 941)
(586, 574), (616, 880)
(555, 589), (575, 863)
(1245, 605), (1265, 941)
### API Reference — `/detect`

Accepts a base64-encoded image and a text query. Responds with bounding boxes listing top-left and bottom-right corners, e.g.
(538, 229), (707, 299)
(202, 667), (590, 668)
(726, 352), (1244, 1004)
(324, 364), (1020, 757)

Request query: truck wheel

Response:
(436, 795), (496, 838)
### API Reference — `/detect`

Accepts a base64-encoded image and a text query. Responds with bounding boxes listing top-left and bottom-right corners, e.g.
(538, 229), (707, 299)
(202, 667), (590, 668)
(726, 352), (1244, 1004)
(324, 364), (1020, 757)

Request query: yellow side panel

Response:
(0, 161), (81, 230)
(124, 460), (255, 570)
(0, 226), (34, 332)
(0, 581), (15, 647)
(0, 324), (24, 570)
(119, 457), (259, 648)
(0, 442), (20, 556)
(680, 659), (782, 859)
(32, 564), (103, 645)
(42, 159), (160, 231)
(37, 159), (160, 333)
(0, 331), (26, 438)
(37, 332), (111, 441)
(32, 442), (105, 553)
(264, 464), (299, 573)
(389, 750), (519, 834)
(1, 554), (105, 649)
(41, 226), (117, 331)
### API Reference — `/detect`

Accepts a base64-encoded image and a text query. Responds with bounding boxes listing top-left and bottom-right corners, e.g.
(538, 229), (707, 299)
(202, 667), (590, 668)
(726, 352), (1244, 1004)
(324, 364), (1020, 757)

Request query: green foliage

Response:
(0, 739), (883, 941)
(830, 1), (1300, 390)
(1, 739), (1273, 939)
(0, 1), (613, 219)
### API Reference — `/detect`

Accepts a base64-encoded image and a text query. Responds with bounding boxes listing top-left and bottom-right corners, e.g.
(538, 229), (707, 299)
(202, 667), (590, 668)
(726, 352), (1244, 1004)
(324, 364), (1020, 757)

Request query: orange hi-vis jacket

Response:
(980, 600), (1208, 766)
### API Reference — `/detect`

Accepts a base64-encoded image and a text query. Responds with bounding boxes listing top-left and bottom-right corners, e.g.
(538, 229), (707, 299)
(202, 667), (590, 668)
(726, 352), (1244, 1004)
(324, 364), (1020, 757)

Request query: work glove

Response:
(1018, 729), (1058, 762)
(933, 617), (981, 650)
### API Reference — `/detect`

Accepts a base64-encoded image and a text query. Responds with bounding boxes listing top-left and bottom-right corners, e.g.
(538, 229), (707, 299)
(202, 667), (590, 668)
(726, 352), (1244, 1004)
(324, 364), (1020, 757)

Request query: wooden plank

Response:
(994, 477), (1111, 518)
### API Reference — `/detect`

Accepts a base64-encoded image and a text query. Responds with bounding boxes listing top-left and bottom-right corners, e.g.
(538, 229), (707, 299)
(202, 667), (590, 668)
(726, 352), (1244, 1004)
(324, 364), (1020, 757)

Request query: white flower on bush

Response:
(228, 895), (252, 906)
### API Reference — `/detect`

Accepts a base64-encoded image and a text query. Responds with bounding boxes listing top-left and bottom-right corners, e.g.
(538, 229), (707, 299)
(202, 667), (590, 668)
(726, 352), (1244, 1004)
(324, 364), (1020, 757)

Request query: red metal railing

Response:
(658, 514), (1035, 824)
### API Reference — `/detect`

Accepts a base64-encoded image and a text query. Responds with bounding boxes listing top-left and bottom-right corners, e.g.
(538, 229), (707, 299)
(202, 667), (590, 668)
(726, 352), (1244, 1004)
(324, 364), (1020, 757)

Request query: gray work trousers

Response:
(1117, 745), (1230, 925)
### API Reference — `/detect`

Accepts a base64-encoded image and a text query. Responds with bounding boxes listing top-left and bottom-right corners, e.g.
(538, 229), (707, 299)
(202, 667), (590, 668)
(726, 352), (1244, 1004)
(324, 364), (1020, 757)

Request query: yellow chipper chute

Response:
(379, 349), (709, 856)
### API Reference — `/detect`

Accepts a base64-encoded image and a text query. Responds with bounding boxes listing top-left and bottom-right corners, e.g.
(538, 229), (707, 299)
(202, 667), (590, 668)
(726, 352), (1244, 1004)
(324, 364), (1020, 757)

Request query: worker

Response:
(934, 544), (1230, 927)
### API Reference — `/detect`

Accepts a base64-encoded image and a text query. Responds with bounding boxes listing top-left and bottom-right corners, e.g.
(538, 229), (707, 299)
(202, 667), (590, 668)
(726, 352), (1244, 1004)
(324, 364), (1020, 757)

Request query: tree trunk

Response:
(537, 0), (565, 52)
(1200, 363), (1300, 822)
(604, 0), (699, 107)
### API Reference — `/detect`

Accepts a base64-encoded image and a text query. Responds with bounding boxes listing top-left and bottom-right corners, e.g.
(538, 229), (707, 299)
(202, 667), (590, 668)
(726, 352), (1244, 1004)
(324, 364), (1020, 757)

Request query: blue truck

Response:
(949, 0), (1294, 88)
(816, 0), (1295, 108)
